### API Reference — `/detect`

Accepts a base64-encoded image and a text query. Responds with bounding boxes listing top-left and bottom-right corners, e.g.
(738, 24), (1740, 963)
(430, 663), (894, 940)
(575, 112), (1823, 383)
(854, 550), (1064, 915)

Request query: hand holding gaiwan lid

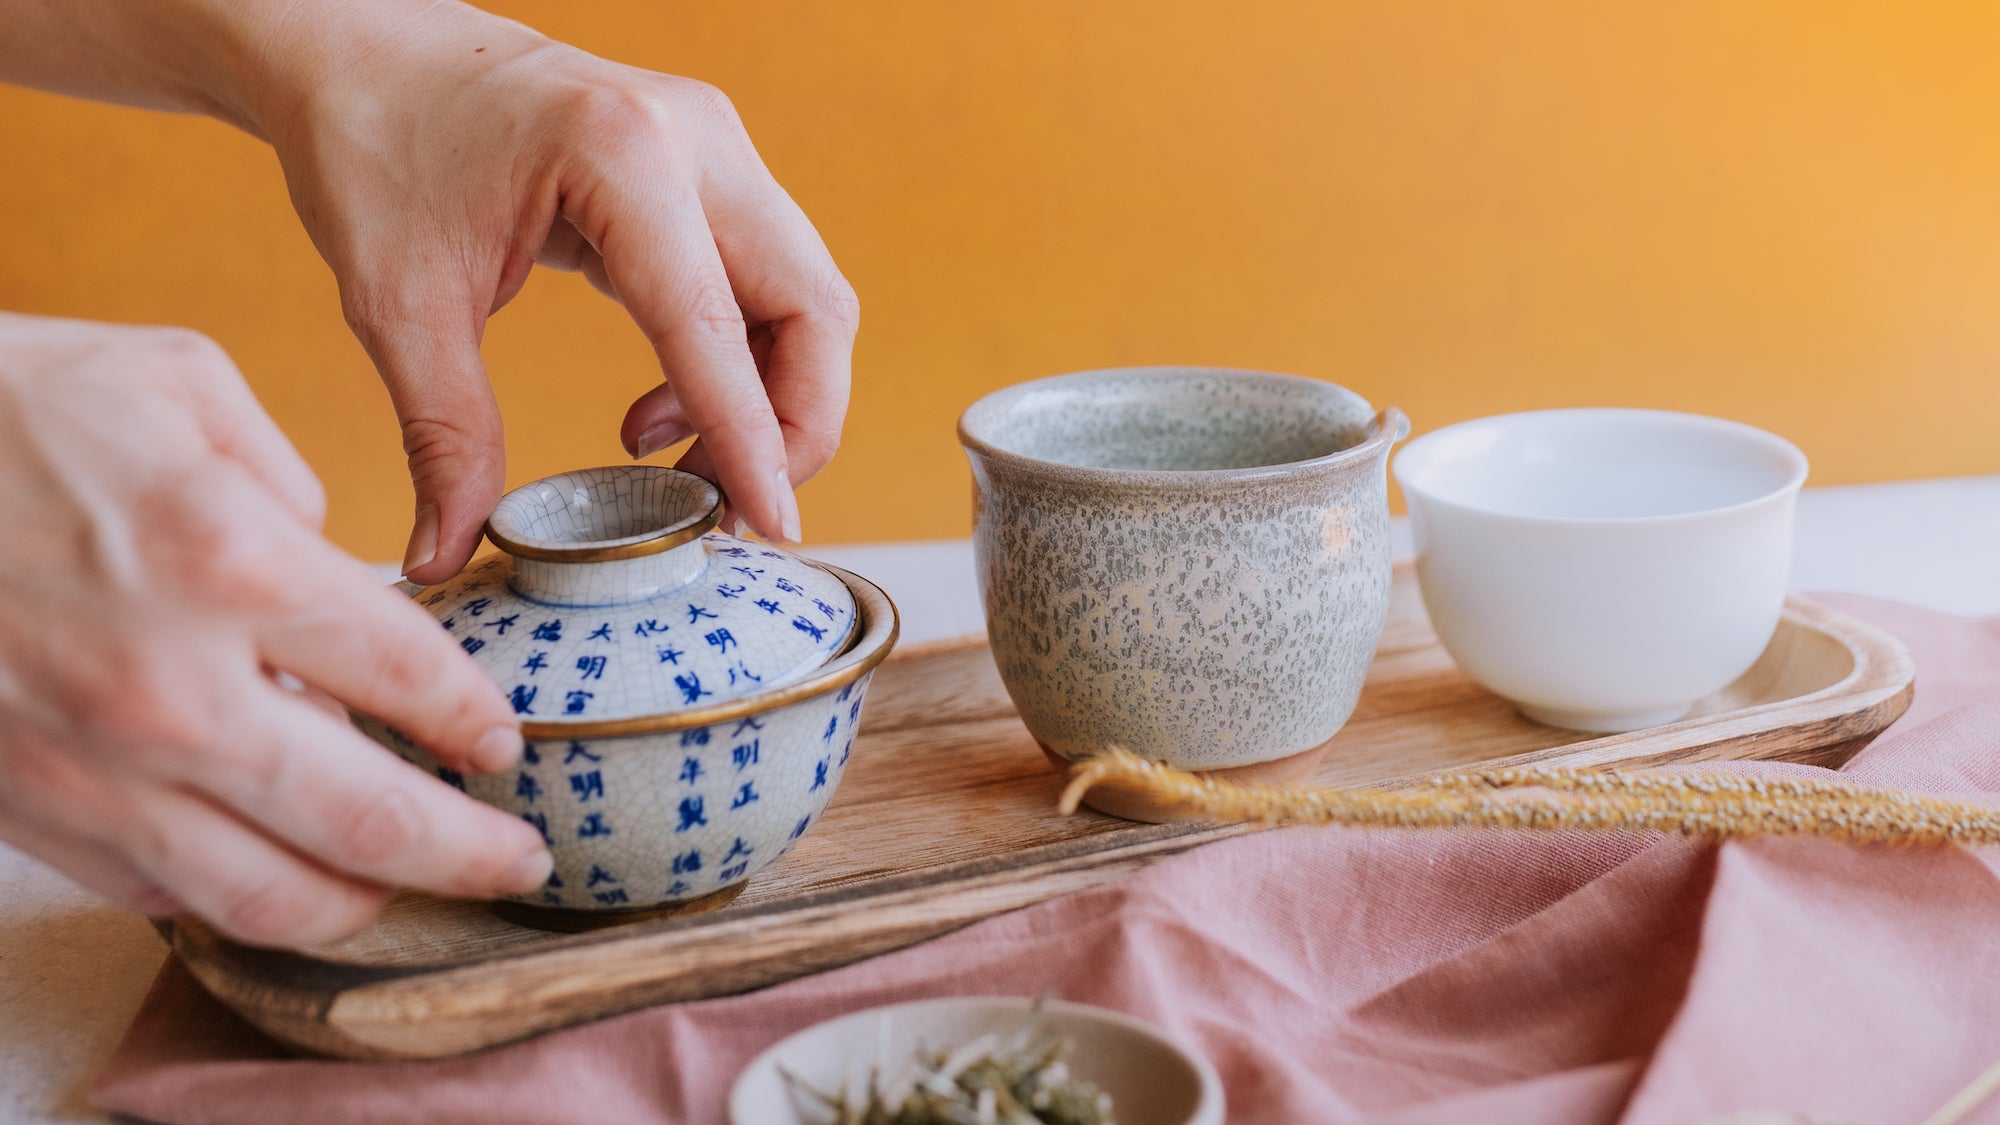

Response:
(356, 466), (897, 930)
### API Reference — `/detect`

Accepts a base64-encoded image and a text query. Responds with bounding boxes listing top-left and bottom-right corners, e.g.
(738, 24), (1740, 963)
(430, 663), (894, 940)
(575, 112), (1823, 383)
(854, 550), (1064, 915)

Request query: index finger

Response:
(573, 175), (801, 542)
(251, 518), (525, 775)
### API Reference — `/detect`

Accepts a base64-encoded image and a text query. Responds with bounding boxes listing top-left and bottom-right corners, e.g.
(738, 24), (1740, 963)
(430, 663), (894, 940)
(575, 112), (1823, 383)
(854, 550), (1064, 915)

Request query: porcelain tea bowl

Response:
(354, 466), (899, 930)
(959, 366), (1408, 818)
(1393, 408), (1806, 733)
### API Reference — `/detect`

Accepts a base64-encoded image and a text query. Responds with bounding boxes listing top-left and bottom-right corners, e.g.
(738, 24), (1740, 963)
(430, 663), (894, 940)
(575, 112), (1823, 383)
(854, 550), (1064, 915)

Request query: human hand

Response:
(253, 1), (858, 582)
(0, 313), (551, 947)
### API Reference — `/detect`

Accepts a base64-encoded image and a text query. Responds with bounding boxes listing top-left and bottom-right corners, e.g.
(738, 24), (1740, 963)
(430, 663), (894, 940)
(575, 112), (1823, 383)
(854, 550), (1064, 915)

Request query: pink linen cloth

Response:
(90, 595), (2000, 1125)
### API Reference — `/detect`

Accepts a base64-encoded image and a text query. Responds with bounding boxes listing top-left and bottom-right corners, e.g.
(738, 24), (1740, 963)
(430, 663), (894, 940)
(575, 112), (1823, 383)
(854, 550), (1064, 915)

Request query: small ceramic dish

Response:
(729, 996), (1225, 1125)
(1393, 408), (1806, 731)
(354, 466), (900, 929)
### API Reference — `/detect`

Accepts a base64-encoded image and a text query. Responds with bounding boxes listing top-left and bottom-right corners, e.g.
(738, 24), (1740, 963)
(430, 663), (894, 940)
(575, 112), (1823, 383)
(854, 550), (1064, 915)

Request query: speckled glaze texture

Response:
(959, 368), (1408, 770)
(354, 466), (898, 915)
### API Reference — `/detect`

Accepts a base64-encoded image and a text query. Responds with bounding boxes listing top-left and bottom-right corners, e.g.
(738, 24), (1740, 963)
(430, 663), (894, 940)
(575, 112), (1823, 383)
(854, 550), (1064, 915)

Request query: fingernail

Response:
(773, 468), (803, 544)
(632, 422), (679, 460)
(470, 724), (524, 772)
(503, 848), (554, 894)
(401, 503), (439, 577)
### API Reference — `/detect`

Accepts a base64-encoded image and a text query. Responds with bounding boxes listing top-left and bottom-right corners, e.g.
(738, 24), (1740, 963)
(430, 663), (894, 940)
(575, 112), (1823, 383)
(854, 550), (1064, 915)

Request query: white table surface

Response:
(4, 475), (1998, 1123)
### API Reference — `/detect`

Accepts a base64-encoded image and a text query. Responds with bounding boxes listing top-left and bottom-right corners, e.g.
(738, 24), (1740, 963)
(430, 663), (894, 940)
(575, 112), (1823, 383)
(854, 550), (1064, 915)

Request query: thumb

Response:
(345, 293), (505, 585)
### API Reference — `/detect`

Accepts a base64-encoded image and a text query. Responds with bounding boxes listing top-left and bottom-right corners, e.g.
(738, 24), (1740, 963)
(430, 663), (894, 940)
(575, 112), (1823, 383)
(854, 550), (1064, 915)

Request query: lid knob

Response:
(484, 467), (723, 608)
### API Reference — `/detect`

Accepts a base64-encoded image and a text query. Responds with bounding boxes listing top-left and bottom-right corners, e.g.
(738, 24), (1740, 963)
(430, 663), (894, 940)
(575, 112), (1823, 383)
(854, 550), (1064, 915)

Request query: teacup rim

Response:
(957, 365), (1407, 486)
(1393, 407), (1809, 527)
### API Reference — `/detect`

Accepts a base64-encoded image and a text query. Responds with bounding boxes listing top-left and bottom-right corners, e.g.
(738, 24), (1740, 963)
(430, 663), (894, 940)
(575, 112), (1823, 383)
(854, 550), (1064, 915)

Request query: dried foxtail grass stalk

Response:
(1058, 747), (2000, 847)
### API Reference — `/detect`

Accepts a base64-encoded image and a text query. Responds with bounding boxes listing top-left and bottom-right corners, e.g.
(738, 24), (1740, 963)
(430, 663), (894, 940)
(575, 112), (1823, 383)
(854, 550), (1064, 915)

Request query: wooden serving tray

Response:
(163, 569), (1913, 1060)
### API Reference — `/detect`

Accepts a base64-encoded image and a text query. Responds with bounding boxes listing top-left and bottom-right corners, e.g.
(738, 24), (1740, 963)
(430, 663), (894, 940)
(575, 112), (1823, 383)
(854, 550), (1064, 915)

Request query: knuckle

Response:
(400, 412), (500, 482)
(685, 277), (748, 342)
(329, 785), (424, 870)
(215, 873), (321, 945)
(148, 480), (290, 607)
(812, 274), (862, 334)
(784, 422), (843, 478)
(566, 83), (677, 149)
(672, 78), (741, 128)
(145, 326), (232, 373)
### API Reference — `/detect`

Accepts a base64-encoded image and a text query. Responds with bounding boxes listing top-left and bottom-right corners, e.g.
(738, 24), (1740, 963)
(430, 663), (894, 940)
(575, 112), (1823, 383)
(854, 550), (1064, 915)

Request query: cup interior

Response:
(488, 466), (719, 550)
(1394, 409), (1807, 520)
(960, 367), (1375, 472)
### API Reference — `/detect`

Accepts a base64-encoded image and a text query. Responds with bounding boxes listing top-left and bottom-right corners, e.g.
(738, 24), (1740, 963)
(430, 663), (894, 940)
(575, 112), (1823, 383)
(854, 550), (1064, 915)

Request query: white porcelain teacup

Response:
(1392, 408), (1808, 732)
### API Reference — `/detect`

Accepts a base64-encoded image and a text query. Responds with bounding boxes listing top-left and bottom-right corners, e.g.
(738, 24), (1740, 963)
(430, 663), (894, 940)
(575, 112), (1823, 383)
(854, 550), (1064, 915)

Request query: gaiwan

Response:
(355, 466), (899, 929)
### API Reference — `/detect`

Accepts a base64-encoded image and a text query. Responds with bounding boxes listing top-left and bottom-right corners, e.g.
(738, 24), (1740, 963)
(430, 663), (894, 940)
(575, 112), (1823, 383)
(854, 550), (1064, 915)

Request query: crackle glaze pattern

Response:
(354, 466), (896, 914)
(960, 368), (1407, 770)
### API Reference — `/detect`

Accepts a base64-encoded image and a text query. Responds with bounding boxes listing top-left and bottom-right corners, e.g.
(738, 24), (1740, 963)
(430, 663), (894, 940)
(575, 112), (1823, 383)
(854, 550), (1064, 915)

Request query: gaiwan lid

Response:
(414, 467), (857, 736)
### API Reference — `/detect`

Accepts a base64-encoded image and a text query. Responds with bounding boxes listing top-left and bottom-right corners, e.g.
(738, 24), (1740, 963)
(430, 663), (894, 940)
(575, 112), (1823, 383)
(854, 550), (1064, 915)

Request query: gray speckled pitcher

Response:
(959, 367), (1408, 778)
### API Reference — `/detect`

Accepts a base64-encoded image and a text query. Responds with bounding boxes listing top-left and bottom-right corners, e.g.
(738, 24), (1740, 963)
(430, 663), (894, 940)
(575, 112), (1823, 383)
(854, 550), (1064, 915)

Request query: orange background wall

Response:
(4, 3), (1998, 559)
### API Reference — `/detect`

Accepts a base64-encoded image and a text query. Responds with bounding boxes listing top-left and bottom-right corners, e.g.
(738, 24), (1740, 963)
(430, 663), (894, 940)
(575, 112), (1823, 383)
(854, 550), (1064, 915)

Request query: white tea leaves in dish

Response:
(781, 996), (1114, 1125)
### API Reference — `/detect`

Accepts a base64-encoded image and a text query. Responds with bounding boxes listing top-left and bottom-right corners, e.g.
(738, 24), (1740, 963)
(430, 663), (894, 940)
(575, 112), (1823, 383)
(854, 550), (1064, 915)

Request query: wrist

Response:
(216, 0), (552, 145)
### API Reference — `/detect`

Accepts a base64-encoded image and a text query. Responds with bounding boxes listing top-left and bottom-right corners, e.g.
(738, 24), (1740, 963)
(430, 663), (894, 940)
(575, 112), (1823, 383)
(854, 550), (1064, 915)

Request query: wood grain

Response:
(163, 569), (1913, 1059)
